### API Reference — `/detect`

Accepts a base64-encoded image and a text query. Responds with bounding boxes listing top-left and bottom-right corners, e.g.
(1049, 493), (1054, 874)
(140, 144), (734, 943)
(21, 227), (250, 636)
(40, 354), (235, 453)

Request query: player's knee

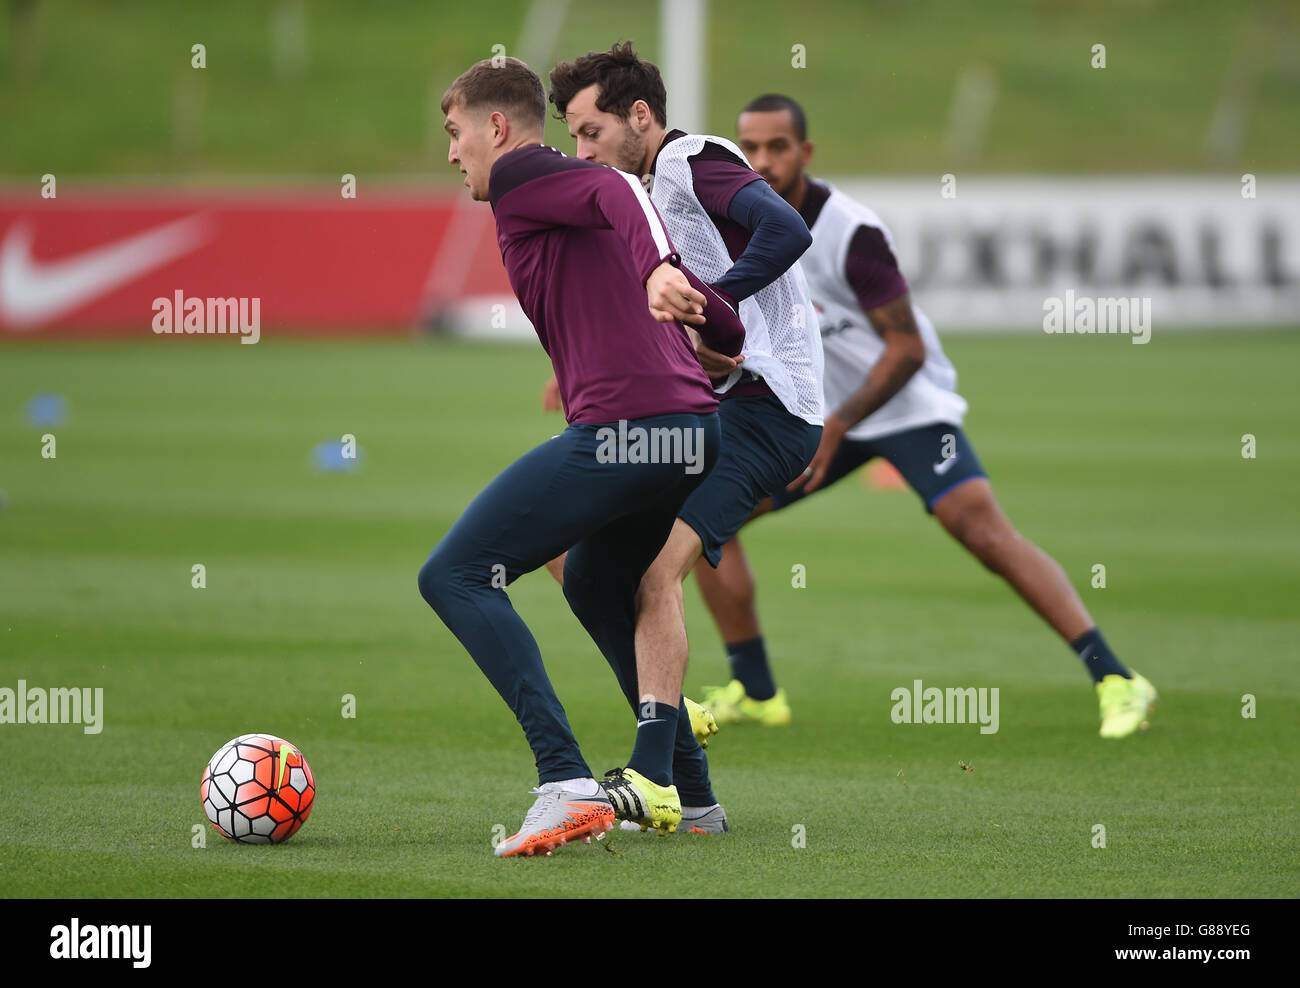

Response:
(559, 569), (588, 612)
(642, 556), (683, 598)
(560, 564), (604, 619)
(635, 570), (682, 616)
(416, 555), (447, 610)
(417, 549), (465, 613)
(708, 573), (755, 618)
(544, 554), (566, 586)
(949, 510), (1015, 570)
(730, 571), (757, 610)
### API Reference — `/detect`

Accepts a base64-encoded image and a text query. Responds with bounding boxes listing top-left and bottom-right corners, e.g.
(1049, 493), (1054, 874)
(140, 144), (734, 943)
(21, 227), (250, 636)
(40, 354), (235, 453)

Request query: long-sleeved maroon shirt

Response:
(489, 144), (741, 424)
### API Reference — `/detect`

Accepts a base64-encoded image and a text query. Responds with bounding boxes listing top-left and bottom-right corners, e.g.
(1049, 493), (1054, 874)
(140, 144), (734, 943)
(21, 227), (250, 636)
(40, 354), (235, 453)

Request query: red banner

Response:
(0, 190), (509, 338)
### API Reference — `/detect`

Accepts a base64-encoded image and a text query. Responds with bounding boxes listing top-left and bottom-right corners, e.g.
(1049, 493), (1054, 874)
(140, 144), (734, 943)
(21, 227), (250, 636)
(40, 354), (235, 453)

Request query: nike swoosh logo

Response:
(933, 455), (959, 475)
(0, 215), (210, 328)
(637, 719), (667, 728)
(275, 741), (299, 791)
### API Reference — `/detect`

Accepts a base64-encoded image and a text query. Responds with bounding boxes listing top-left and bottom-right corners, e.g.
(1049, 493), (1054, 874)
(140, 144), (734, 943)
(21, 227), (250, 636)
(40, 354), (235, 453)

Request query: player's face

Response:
(444, 104), (493, 201)
(565, 84), (647, 175)
(737, 110), (812, 204)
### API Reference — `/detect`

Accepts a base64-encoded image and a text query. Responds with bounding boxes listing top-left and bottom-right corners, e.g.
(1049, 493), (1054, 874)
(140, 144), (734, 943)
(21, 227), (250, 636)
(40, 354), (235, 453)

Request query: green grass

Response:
(0, 331), (1297, 897)
(1, 0), (1296, 177)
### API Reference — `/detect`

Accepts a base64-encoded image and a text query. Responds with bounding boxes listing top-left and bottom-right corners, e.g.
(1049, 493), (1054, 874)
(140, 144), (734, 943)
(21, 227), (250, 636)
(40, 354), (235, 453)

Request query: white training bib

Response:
(801, 181), (967, 441)
(651, 134), (824, 426)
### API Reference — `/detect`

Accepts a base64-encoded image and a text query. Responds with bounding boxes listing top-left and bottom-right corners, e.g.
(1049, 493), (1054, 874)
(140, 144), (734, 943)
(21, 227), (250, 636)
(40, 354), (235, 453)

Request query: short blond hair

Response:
(441, 56), (546, 131)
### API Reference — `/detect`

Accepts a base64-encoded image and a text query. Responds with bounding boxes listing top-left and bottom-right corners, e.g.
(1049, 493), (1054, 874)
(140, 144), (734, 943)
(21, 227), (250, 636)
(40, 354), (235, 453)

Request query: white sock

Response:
(681, 803), (720, 818)
(552, 776), (600, 796)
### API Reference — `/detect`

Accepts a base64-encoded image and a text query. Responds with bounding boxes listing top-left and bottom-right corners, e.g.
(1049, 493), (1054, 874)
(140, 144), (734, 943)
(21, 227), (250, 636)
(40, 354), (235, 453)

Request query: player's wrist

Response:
(708, 282), (739, 312)
(825, 410), (853, 436)
(644, 253), (682, 285)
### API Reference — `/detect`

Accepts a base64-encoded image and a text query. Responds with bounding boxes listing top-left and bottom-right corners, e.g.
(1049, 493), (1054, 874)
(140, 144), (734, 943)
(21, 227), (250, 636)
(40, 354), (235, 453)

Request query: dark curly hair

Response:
(548, 41), (667, 126)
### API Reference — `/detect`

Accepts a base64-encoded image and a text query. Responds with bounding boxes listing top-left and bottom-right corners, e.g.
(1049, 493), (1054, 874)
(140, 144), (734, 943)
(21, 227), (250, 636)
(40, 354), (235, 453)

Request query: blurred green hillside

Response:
(2, 0), (1297, 180)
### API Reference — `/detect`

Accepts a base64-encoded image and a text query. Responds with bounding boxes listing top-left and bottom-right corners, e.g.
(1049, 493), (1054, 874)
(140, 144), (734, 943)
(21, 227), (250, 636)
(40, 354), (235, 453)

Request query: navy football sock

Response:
(1071, 627), (1131, 683)
(727, 636), (776, 701)
(627, 701), (679, 788)
(672, 698), (717, 806)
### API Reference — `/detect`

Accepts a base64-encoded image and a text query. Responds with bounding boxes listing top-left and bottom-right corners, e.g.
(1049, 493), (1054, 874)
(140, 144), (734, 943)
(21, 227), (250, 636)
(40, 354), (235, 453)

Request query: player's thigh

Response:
(428, 424), (677, 584)
(564, 412), (721, 590)
(565, 497), (696, 598)
(679, 395), (821, 566)
(769, 435), (876, 511)
(872, 422), (987, 514)
(930, 478), (1016, 551)
(565, 506), (671, 594)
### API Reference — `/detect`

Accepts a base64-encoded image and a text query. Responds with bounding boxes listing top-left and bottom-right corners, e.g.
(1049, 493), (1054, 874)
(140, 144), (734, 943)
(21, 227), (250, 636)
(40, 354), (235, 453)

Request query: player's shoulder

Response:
(692, 133), (751, 165)
(489, 144), (605, 207)
(819, 180), (889, 233)
(663, 132), (752, 171)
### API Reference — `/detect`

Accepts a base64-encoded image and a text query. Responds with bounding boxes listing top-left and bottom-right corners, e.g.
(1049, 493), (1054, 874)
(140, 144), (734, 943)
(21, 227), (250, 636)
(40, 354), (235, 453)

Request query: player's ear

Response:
(632, 99), (652, 132)
(802, 140), (815, 168)
(489, 110), (509, 147)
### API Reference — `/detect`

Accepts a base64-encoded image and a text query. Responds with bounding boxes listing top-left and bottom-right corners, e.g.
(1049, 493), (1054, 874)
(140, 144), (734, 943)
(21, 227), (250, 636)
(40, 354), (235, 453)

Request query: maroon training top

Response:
(489, 144), (724, 425)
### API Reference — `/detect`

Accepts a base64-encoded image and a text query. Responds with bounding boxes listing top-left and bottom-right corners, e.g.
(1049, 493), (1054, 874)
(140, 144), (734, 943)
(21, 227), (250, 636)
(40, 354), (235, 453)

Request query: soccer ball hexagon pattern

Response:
(200, 734), (315, 844)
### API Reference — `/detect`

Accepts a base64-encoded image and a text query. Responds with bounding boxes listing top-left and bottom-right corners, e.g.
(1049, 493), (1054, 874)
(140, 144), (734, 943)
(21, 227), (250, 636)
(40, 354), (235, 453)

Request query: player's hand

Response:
(685, 327), (745, 377)
(541, 374), (563, 413)
(647, 261), (706, 326)
(787, 413), (848, 494)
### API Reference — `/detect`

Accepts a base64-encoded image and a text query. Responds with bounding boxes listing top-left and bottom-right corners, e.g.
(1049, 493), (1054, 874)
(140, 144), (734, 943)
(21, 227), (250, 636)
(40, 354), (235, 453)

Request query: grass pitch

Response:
(0, 331), (1296, 898)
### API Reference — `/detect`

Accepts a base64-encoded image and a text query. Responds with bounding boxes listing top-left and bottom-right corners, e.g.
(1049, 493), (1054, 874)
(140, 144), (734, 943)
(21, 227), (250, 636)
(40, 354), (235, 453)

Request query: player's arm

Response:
(542, 373), (564, 413)
(830, 293), (925, 430)
(713, 179), (812, 302)
(674, 264), (745, 362)
(543, 265), (743, 411)
(687, 145), (812, 303)
(790, 225), (924, 493)
(532, 168), (742, 354)
(495, 164), (708, 327)
(516, 167), (742, 404)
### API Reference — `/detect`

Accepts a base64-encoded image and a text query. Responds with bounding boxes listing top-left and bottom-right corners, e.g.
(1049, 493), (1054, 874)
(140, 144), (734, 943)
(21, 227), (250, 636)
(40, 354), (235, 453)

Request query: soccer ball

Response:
(201, 734), (315, 844)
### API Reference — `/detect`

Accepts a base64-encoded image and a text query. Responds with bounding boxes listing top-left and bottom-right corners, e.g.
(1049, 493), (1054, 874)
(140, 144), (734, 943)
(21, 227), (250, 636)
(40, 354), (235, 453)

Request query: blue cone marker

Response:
(25, 393), (67, 428)
(313, 439), (362, 473)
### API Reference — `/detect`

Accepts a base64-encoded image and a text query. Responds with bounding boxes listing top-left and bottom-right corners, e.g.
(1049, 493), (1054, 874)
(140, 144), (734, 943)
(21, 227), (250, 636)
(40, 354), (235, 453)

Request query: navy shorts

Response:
(678, 393), (822, 566)
(771, 421), (986, 514)
(432, 410), (722, 586)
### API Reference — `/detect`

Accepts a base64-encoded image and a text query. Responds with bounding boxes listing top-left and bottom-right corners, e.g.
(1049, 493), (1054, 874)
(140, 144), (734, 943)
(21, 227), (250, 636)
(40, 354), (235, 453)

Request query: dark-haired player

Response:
(692, 94), (1156, 739)
(418, 56), (745, 857)
(542, 43), (825, 833)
